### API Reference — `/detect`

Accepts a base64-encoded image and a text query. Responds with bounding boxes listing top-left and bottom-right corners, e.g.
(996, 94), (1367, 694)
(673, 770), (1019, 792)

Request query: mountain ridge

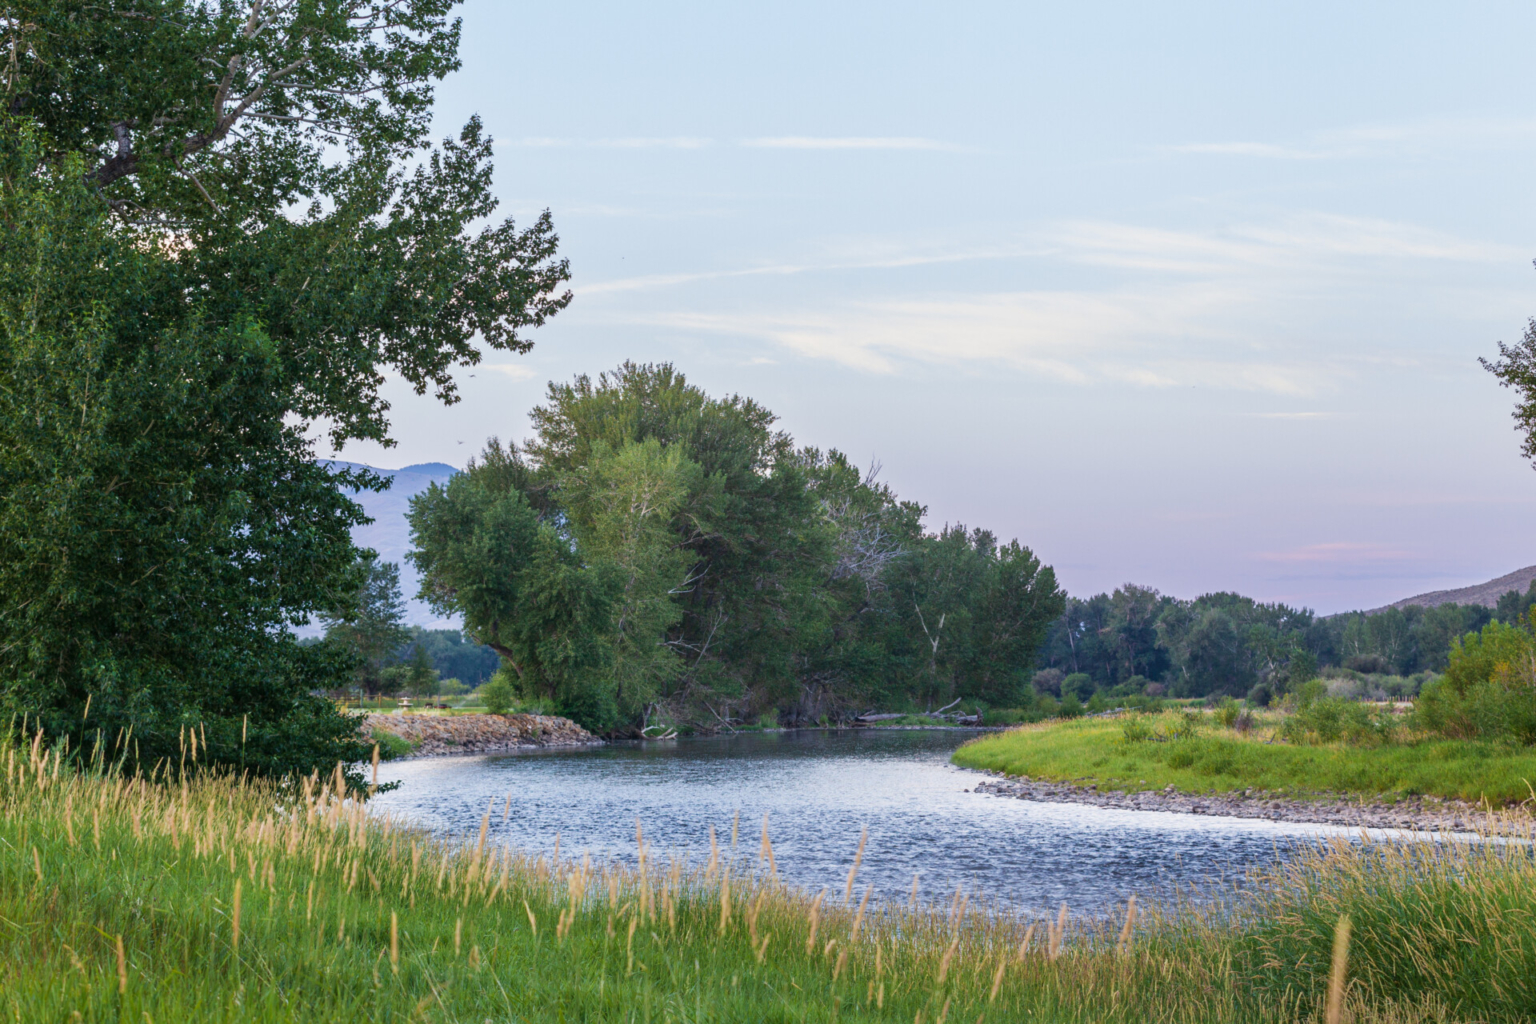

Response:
(1369, 565), (1536, 614)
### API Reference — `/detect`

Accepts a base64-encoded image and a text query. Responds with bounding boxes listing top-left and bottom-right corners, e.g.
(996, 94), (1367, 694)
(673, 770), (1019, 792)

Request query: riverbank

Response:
(964, 768), (1488, 831)
(6, 740), (1536, 1021)
(362, 711), (599, 757)
(953, 714), (1536, 824)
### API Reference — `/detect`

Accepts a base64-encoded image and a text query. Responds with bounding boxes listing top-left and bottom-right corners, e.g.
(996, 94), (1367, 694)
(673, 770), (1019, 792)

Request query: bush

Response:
(1061, 673), (1095, 702)
(370, 728), (416, 760)
(437, 677), (468, 697)
(1247, 682), (1273, 708)
(1057, 692), (1083, 718)
(1119, 716), (1152, 743)
(1214, 696), (1241, 728)
(1411, 619), (1536, 744)
(1031, 668), (1064, 697)
(478, 673), (516, 715)
(1345, 653), (1392, 675)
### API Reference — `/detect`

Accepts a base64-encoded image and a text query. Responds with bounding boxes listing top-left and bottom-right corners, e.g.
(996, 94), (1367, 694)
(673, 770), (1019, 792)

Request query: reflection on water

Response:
(372, 728), (1339, 917)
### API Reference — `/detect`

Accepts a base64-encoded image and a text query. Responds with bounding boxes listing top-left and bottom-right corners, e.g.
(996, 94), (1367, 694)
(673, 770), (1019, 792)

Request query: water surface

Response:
(373, 728), (1338, 917)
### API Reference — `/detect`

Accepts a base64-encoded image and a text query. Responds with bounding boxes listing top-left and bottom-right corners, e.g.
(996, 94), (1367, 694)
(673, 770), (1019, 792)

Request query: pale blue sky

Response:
(331, 0), (1536, 614)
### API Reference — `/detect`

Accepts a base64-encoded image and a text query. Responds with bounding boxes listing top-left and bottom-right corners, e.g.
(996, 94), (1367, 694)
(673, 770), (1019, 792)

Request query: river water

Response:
(372, 728), (1341, 918)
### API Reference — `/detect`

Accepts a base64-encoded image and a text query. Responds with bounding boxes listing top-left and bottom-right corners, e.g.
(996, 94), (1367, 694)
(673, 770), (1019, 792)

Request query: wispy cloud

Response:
(740, 136), (970, 152)
(502, 136), (712, 149)
(1164, 116), (1536, 163)
(1256, 542), (1415, 564)
(578, 245), (1036, 296)
(475, 363), (539, 381)
(598, 212), (1520, 392)
(1250, 411), (1337, 420)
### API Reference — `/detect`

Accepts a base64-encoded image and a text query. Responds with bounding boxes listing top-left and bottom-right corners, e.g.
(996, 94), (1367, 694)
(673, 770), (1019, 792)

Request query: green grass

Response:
(952, 714), (1536, 804)
(369, 728), (417, 760)
(4, 732), (1536, 1022)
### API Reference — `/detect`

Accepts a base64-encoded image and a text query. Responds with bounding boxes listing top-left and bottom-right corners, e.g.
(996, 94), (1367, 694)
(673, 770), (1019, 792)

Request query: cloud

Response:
(1164, 116), (1536, 163)
(740, 136), (970, 152)
(599, 210), (1519, 393)
(1249, 411), (1337, 420)
(501, 136), (712, 149)
(578, 244), (1037, 296)
(1256, 542), (1415, 564)
(634, 288), (1340, 392)
(475, 363), (539, 381)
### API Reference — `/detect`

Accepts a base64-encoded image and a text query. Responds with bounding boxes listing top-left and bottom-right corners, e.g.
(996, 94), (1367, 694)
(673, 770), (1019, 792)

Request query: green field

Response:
(4, 735), (1536, 1022)
(952, 714), (1536, 805)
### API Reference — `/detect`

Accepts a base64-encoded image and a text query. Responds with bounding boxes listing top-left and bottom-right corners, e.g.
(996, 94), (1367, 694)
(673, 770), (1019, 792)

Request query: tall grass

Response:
(0, 729), (1530, 1021)
(955, 713), (1536, 804)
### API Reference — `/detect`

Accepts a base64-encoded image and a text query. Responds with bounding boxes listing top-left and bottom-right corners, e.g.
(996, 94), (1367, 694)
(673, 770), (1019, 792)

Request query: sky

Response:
(326, 0), (1536, 615)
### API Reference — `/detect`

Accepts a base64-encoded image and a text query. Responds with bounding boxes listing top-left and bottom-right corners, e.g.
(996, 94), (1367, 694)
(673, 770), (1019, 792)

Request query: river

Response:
(372, 728), (1341, 918)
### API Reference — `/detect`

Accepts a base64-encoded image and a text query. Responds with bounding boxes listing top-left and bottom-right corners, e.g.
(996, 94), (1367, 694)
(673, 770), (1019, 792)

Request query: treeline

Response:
(408, 363), (1065, 734)
(1033, 582), (1536, 702)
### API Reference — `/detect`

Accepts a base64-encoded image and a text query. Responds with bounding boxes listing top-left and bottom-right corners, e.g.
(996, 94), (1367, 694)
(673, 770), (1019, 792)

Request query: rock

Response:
(360, 712), (601, 759)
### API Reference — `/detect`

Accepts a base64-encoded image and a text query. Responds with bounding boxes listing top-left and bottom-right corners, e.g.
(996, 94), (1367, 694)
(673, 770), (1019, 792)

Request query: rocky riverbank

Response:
(964, 768), (1503, 832)
(362, 712), (600, 757)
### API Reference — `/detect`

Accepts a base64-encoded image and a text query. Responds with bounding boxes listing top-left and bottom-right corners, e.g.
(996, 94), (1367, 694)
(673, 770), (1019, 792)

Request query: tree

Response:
(1482, 307), (1536, 470)
(0, 0), (569, 777)
(407, 643), (439, 698)
(320, 555), (410, 693)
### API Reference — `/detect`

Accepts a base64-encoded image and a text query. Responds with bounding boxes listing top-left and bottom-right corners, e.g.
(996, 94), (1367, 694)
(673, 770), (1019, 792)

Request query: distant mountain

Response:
(1370, 565), (1536, 614)
(324, 460), (459, 627)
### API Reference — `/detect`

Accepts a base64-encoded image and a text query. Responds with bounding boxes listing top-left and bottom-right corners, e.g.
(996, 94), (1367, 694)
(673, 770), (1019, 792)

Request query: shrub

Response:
(1061, 673), (1095, 702)
(478, 673), (516, 715)
(1247, 682), (1272, 708)
(1057, 692), (1083, 718)
(437, 677), (469, 697)
(1346, 653), (1392, 675)
(1214, 696), (1241, 728)
(1119, 716), (1152, 743)
(370, 728), (416, 760)
(1411, 618), (1536, 744)
(1031, 667), (1064, 697)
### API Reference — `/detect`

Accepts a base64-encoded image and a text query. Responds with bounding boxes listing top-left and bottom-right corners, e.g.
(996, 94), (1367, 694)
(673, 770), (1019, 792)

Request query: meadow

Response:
(952, 713), (1536, 805)
(3, 730), (1535, 1022)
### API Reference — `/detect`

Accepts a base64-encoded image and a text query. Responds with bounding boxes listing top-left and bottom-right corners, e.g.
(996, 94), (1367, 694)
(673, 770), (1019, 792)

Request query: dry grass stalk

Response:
(115, 934), (127, 994)
(1327, 914), (1352, 1024)
(1117, 895), (1137, 955)
(844, 826), (868, 905)
(232, 879), (242, 953)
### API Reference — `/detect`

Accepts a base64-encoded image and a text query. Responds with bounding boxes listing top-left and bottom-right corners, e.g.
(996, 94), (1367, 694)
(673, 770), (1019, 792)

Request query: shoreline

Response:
(960, 767), (1504, 832)
(363, 712), (603, 759)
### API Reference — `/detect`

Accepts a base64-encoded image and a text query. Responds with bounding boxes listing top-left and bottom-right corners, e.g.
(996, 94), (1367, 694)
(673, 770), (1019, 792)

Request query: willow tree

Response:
(0, 1), (569, 776)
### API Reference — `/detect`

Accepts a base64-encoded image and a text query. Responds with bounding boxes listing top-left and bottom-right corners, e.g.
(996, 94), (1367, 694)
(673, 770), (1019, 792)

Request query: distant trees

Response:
(410, 362), (1064, 733)
(319, 555), (410, 693)
(1034, 583), (1508, 700)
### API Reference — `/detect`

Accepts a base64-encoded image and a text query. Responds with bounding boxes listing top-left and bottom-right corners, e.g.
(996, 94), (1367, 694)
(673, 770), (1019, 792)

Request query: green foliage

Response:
(1408, 616), (1536, 744)
(1062, 672), (1096, 702)
(411, 363), (1063, 734)
(955, 715), (1536, 804)
(370, 728), (417, 760)
(478, 672), (516, 715)
(320, 554), (410, 692)
(0, 0), (569, 779)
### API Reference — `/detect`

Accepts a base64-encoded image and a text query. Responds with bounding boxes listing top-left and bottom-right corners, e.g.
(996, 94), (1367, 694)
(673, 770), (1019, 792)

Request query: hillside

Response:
(324, 460), (459, 627)
(1372, 564), (1536, 613)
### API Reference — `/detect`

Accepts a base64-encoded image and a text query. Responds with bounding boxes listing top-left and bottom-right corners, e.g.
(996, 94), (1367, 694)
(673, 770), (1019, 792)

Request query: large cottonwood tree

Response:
(0, 1), (569, 775)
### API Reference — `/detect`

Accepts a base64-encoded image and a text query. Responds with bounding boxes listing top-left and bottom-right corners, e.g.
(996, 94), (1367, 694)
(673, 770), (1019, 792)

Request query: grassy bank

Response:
(952, 714), (1536, 805)
(3, 736), (1536, 1021)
